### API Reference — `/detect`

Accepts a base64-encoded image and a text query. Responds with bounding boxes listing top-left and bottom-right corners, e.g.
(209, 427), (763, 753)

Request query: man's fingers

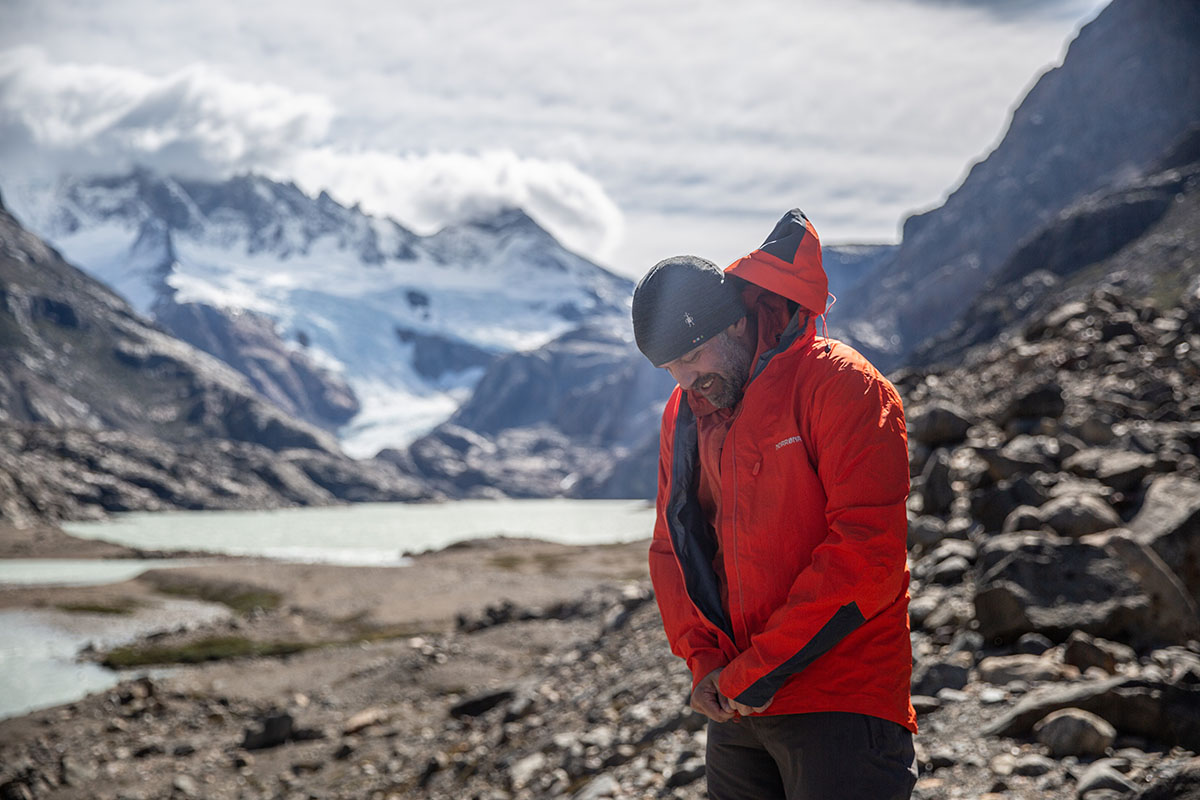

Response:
(728, 698), (770, 716)
(690, 688), (733, 722)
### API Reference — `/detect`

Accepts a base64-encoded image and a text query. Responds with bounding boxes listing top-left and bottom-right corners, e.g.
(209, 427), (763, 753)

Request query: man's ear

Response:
(729, 315), (750, 342)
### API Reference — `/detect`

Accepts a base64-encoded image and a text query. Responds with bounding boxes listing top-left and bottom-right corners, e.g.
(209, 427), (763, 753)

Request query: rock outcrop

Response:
(832, 0), (1200, 369)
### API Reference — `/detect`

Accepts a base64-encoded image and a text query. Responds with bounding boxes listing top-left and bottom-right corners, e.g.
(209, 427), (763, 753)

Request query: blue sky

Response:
(1, 0), (1109, 277)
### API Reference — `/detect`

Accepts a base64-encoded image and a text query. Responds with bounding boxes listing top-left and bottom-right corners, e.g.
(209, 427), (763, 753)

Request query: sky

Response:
(0, 0), (1110, 279)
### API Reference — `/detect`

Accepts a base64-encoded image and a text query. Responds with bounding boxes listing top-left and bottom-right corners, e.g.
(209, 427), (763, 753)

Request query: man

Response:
(631, 209), (918, 799)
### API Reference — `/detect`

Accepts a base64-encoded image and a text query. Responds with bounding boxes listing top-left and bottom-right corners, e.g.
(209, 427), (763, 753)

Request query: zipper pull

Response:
(751, 459), (762, 476)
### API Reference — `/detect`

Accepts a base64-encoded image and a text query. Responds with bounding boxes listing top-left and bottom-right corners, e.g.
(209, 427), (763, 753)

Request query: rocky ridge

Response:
(832, 0), (1200, 370)
(912, 125), (1200, 369)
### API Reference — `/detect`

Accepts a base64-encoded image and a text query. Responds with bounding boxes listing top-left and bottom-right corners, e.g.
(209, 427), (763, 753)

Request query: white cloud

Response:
(0, 47), (624, 262)
(291, 148), (624, 261)
(0, 47), (334, 178)
(1, 0), (1110, 275)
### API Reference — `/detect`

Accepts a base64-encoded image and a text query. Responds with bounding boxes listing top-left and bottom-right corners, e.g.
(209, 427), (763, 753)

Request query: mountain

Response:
(0, 190), (430, 526)
(379, 324), (675, 499)
(912, 124), (1200, 367)
(4, 169), (633, 456)
(822, 244), (898, 305)
(831, 0), (1200, 369)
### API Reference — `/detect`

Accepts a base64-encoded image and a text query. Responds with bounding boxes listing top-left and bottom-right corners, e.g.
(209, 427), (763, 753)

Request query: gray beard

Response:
(699, 333), (753, 409)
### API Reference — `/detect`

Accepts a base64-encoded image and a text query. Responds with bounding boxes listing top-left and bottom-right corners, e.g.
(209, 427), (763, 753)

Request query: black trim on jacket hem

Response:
(733, 602), (867, 707)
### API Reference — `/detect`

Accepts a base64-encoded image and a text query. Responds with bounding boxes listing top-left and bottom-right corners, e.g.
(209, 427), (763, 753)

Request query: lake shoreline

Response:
(0, 522), (240, 562)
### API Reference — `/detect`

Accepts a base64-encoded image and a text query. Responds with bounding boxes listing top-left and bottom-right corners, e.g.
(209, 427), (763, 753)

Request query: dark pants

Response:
(705, 712), (917, 800)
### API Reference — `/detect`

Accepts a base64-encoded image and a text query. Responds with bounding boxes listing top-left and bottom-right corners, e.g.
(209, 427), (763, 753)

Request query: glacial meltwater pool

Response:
(60, 499), (655, 564)
(2, 499), (655, 719)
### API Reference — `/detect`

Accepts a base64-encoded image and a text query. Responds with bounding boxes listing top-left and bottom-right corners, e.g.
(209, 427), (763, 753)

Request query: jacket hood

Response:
(725, 209), (828, 316)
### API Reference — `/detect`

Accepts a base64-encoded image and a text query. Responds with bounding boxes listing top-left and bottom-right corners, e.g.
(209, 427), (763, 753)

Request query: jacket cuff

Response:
(687, 650), (729, 692)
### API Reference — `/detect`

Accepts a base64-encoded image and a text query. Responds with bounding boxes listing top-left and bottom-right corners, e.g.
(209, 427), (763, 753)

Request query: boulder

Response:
(1012, 753), (1056, 776)
(1064, 448), (1156, 493)
(912, 658), (971, 696)
(971, 476), (1050, 532)
(1130, 757), (1200, 800)
(1039, 494), (1122, 538)
(977, 654), (1072, 685)
(1033, 708), (1116, 757)
(241, 713), (294, 751)
(1016, 633), (1055, 656)
(920, 449), (955, 516)
(928, 555), (970, 585)
(1003, 504), (1048, 533)
(1129, 475), (1200, 604)
(1099, 532), (1200, 644)
(908, 403), (974, 447)
(450, 690), (516, 719)
(908, 514), (948, 551)
(1063, 631), (1134, 675)
(1003, 382), (1066, 424)
(983, 676), (1200, 751)
(978, 436), (1058, 481)
(1076, 760), (1137, 797)
(974, 533), (1151, 643)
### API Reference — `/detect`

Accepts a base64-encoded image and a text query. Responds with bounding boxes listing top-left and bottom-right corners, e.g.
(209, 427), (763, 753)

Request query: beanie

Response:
(631, 255), (747, 367)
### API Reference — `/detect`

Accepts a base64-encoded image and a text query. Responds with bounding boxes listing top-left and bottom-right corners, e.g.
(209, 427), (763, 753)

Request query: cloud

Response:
(292, 148), (624, 261)
(0, 47), (624, 262)
(0, 47), (334, 178)
(2, 0), (1110, 275)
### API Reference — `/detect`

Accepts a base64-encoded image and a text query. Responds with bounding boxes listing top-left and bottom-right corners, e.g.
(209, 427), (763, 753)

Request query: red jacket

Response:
(648, 209), (917, 732)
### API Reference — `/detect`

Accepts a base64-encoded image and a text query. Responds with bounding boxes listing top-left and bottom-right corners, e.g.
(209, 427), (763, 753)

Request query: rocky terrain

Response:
(3, 283), (1200, 799)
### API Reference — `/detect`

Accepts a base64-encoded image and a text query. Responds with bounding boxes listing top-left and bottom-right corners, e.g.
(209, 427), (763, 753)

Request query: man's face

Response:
(661, 326), (754, 409)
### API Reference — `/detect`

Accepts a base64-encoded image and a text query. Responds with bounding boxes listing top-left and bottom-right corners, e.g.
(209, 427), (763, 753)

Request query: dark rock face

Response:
(394, 327), (497, 380)
(832, 0), (1200, 369)
(0, 202), (336, 452)
(155, 299), (361, 429)
(821, 244), (898, 301)
(913, 128), (1200, 369)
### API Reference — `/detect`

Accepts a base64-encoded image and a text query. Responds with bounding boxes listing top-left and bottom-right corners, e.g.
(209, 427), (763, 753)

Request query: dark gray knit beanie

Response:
(631, 255), (747, 367)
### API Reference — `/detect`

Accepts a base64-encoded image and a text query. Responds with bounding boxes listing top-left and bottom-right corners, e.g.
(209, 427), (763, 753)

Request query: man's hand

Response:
(690, 669), (734, 722)
(728, 696), (773, 716)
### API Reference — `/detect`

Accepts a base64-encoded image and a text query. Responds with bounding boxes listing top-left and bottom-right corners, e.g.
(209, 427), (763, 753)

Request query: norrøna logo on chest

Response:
(775, 435), (804, 451)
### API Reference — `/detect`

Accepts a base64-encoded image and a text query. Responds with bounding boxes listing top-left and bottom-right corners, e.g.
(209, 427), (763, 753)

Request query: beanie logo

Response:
(683, 312), (695, 328)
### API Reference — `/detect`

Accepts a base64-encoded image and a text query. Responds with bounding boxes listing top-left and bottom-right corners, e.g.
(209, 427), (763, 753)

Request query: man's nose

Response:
(666, 364), (695, 389)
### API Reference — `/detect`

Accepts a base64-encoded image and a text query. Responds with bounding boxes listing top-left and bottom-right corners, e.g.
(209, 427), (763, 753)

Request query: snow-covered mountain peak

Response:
(5, 168), (633, 457)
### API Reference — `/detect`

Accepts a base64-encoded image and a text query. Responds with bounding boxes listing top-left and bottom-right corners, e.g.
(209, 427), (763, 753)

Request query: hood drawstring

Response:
(819, 292), (837, 353)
